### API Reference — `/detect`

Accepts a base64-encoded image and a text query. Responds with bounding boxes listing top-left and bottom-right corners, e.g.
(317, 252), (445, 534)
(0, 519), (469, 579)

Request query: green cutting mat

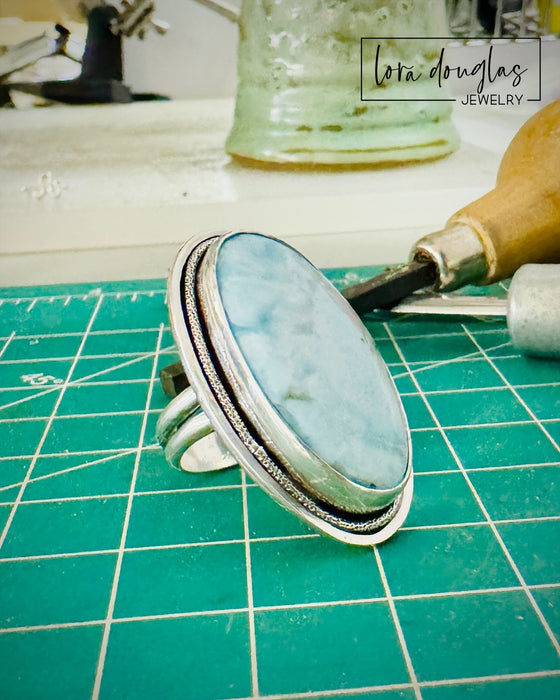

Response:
(0, 269), (559, 700)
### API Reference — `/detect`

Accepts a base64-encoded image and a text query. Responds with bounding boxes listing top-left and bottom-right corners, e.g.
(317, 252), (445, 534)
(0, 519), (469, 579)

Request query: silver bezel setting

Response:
(166, 231), (413, 545)
(198, 233), (411, 514)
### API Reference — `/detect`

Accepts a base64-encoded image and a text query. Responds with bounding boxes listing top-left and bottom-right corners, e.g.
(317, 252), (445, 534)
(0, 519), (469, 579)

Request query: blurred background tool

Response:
(2, 0), (168, 104)
(391, 264), (560, 359)
(447, 0), (560, 36)
(342, 99), (560, 314)
(0, 22), (83, 80)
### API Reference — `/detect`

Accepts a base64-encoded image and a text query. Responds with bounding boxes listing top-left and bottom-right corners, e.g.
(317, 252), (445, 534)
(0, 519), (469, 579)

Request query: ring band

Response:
(156, 387), (237, 472)
(156, 386), (199, 444)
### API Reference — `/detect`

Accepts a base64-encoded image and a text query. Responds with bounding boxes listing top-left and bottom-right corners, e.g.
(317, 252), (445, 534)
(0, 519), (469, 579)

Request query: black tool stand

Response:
(40, 5), (133, 104)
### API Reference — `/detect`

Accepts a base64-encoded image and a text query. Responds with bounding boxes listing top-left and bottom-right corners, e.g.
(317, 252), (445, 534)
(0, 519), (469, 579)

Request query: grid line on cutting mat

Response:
(463, 326), (560, 453)
(91, 324), (164, 699)
(384, 323), (560, 657)
(0, 295), (104, 551)
(0, 277), (559, 700)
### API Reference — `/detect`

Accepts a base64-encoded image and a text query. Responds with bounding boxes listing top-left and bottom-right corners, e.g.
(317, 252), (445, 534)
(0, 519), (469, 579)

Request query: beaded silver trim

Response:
(181, 238), (402, 535)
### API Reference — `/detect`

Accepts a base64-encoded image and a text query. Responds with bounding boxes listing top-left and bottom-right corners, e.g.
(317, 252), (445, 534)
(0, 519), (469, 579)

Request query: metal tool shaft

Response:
(394, 294), (507, 317)
(392, 264), (560, 359)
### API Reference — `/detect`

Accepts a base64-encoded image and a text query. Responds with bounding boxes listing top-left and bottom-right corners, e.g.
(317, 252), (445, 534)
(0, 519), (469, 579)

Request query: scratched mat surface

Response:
(0, 270), (559, 700)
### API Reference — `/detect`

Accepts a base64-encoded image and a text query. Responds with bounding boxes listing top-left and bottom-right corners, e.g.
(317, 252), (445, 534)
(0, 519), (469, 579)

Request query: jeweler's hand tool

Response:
(342, 99), (560, 314)
(391, 264), (560, 359)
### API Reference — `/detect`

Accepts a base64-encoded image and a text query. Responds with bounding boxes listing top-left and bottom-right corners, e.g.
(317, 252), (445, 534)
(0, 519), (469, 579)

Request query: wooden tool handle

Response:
(446, 99), (560, 284)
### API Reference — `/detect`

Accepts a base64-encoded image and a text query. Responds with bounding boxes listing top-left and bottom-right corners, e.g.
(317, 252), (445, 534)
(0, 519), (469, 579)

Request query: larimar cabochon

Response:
(164, 231), (413, 544)
(216, 233), (407, 486)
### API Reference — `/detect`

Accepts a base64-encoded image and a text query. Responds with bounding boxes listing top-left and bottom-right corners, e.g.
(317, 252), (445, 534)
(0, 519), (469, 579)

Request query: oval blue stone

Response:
(214, 232), (408, 490)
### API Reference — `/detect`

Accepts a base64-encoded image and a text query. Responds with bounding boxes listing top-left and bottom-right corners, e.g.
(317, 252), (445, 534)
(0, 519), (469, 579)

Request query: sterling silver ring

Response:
(157, 231), (413, 545)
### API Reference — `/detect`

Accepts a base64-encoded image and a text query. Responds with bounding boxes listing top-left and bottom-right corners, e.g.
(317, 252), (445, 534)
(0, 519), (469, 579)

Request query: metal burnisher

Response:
(392, 264), (560, 359)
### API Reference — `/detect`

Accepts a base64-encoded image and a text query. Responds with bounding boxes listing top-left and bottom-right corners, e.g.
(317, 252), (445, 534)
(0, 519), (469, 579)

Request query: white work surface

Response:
(0, 96), (548, 286)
